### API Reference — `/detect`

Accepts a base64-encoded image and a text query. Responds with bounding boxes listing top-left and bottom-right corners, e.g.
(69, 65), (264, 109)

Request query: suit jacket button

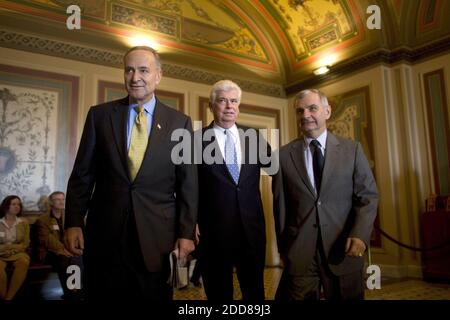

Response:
(317, 201), (321, 206)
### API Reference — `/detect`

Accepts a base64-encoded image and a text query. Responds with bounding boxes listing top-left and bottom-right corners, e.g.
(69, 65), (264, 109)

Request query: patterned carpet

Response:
(365, 280), (450, 300)
(174, 267), (450, 300)
(174, 267), (282, 300)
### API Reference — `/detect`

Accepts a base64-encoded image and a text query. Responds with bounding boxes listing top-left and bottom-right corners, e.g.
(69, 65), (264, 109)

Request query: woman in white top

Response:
(0, 195), (30, 300)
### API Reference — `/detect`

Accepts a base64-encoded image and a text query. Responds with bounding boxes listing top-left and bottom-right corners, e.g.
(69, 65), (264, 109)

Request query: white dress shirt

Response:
(0, 216), (21, 244)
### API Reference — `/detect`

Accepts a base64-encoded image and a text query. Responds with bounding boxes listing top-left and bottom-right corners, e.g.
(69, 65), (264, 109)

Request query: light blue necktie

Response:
(224, 130), (240, 184)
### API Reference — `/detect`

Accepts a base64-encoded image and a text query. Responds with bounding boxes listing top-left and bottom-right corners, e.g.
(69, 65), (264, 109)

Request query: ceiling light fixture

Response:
(127, 35), (161, 50)
(313, 66), (330, 76)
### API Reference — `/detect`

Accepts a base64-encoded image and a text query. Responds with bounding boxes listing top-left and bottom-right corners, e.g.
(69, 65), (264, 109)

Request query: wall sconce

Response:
(313, 66), (330, 76)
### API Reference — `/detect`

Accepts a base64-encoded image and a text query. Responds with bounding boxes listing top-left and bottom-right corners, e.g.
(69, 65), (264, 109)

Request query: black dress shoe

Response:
(191, 279), (202, 288)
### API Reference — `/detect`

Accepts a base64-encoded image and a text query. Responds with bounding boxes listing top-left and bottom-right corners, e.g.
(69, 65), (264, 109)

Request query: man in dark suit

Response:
(64, 46), (198, 300)
(196, 80), (271, 301)
(273, 89), (378, 300)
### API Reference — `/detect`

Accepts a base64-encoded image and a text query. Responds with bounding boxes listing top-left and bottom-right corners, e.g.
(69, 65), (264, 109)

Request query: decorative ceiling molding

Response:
(261, 0), (360, 58)
(0, 30), (124, 67)
(1, 1), (449, 92)
(0, 0), (280, 74)
(286, 36), (450, 95)
(253, 0), (366, 70)
(0, 29), (285, 98)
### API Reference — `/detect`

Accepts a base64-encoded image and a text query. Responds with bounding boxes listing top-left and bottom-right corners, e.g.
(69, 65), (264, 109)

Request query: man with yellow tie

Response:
(64, 46), (198, 300)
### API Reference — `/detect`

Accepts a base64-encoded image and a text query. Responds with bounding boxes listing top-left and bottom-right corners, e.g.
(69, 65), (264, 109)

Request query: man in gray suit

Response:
(273, 89), (378, 300)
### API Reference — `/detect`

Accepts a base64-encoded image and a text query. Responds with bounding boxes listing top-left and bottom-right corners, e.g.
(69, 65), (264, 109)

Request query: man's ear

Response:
(325, 105), (332, 119)
(155, 69), (162, 85)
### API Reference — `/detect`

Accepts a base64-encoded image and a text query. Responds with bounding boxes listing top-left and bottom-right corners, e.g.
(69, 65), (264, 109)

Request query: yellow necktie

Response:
(128, 106), (148, 180)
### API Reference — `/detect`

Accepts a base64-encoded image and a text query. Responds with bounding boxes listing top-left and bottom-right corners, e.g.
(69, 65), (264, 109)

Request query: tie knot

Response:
(134, 106), (146, 125)
(224, 129), (233, 140)
(135, 106), (145, 114)
(310, 139), (321, 149)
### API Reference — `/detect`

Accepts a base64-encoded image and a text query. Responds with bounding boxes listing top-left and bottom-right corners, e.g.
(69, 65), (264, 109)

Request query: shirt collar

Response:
(50, 210), (63, 221)
(130, 95), (156, 116)
(0, 216), (20, 228)
(213, 122), (238, 138)
(304, 130), (327, 149)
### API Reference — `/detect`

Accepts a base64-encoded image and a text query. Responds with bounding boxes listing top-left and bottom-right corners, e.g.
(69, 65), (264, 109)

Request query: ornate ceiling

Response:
(1, 0), (450, 96)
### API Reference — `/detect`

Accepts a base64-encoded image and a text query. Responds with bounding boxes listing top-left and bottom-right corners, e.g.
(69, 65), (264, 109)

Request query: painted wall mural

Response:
(0, 86), (57, 211)
(0, 64), (79, 211)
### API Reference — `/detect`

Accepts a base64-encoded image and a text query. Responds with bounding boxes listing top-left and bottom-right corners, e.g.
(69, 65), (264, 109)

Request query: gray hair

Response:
(294, 89), (329, 107)
(123, 46), (162, 70)
(210, 80), (242, 103)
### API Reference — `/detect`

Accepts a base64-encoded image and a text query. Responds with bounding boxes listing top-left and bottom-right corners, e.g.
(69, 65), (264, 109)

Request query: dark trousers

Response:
(189, 250), (201, 284)
(46, 252), (84, 298)
(200, 238), (265, 301)
(84, 211), (172, 301)
(276, 236), (364, 301)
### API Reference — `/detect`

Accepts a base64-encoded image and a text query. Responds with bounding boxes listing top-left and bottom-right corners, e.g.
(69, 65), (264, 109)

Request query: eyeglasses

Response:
(215, 97), (240, 105)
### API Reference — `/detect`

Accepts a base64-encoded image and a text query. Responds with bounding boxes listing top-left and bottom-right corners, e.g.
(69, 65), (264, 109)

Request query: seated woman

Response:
(0, 195), (30, 300)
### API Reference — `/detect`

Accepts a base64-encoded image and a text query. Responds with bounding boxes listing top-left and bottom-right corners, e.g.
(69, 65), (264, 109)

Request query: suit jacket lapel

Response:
(237, 124), (250, 185)
(203, 121), (233, 182)
(148, 99), (168, 150)
(289, 139), (316, 196)
(320, 132), (339, 192)
(110, 97), (129, 179)
(138, 99), (169, 177)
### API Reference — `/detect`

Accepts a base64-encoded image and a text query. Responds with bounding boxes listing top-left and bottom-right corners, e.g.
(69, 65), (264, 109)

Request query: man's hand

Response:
(175, 238), (195, 260)
(58, 247), (74, 257)
(0, 248), (13, 257)
(9, 244), (25, 252)
(64, 227), (84, 256)
(345, 237), (366, 257)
